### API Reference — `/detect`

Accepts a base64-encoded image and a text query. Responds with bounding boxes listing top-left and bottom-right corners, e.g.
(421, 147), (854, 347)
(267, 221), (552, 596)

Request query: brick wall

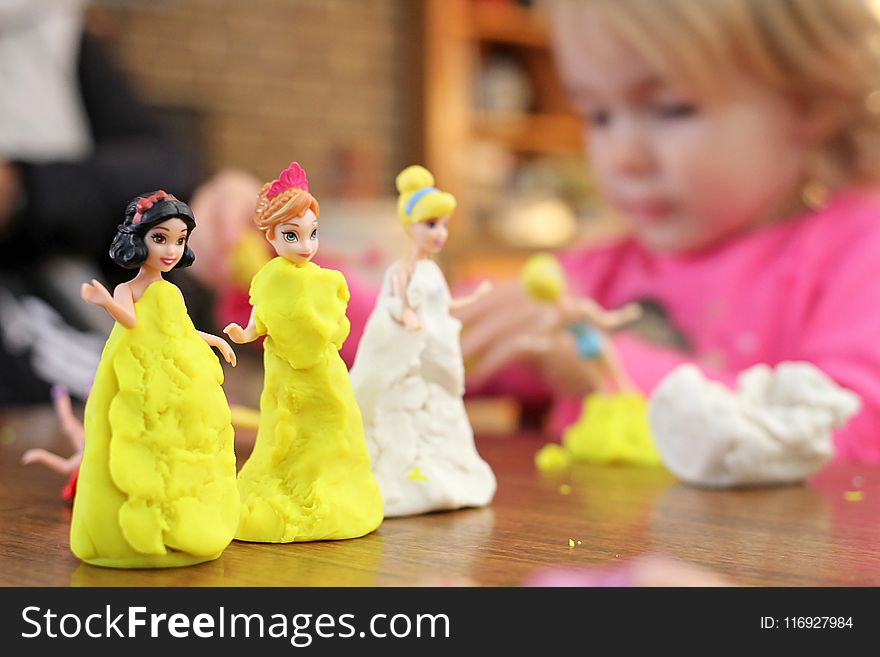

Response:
(94, 0), (424, 198)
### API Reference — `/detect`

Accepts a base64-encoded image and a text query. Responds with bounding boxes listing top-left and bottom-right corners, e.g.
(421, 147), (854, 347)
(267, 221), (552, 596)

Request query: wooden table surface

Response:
(1, 402), (879, 587)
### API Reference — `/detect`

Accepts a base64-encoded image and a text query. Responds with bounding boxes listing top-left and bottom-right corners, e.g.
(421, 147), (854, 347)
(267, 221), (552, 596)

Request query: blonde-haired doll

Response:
(224, 162), (382, 542)
(350, 165), (496, 517)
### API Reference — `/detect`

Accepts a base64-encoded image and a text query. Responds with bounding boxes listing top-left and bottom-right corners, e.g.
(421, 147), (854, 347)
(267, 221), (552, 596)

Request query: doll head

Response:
(109, 190), (196, 270)
(548, 0), (880, 253)
(396, 165), (457, 255)
(254, 162), (320, 265)
(521, 253), (566, 303)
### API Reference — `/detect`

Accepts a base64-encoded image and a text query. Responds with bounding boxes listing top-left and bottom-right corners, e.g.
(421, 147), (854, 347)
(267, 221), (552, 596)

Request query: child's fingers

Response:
(452, 278), (525, 325)
(467, 333), (536, 386)
(461, 301), (547, 361)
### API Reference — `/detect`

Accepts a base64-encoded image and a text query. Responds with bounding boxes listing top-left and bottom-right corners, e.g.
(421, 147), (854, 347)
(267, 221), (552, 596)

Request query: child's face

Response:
(551, 6), (811, 253)
(266, 208), (319, 265)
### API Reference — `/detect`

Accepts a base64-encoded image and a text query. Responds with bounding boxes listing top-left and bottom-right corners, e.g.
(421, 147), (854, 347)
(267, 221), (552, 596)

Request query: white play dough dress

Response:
(350, 259), (496, 517)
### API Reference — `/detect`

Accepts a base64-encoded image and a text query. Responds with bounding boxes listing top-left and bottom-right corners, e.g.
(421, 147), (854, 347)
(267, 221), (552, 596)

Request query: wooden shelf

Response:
(472, 111), (584, 154)
(467, 2), (549, 47)
(425, 0), (591, 276)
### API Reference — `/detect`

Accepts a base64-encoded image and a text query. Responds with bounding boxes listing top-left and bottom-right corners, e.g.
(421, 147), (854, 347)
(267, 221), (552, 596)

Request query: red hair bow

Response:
(132, 190), (176, 225)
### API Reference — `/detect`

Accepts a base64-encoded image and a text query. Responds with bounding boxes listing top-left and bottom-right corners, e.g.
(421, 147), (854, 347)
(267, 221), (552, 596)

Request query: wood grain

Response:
(1, 403), (878, 586)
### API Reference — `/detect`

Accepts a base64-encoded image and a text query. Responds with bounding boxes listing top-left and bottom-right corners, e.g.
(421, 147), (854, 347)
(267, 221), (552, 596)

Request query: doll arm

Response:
(390, 263), (421, 331)
(223, 308), (259, 344)
(563, 296), (641, 331)
(80, 280), (136, 328)
(197, 330), (237, 366)
(22, 448), (82, 475)
(450, 280), (493, 311)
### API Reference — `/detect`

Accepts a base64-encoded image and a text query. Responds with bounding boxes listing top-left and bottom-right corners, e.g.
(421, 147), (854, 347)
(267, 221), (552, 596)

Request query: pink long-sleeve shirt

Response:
(542, 189), (880, 463)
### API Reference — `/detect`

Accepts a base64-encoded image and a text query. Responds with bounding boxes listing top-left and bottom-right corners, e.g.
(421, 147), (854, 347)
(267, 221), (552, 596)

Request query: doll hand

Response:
(223, 323), (247, 344)
(474, 279), (493, 299)
(216, 338), (237, 367)
(21, 448), (49, 465)
(80, 279), (112, 307)
(402, 307), (422, 331)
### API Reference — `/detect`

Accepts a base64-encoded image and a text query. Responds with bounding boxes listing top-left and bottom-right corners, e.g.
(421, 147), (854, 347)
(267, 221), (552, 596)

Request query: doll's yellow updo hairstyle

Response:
(521, 252), (565, 302)
(396, 165), (456, 227)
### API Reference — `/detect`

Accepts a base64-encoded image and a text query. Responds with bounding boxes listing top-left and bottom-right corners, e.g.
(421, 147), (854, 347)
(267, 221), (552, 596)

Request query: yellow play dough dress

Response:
(235, 257), (383, 542)
(70, 280), (239, 568)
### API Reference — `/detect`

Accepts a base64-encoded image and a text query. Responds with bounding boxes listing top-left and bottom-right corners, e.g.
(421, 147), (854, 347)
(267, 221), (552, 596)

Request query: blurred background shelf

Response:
(472, 112), (584, 154)
(424, 0), (610, 282)
(467, 1), (550, 46)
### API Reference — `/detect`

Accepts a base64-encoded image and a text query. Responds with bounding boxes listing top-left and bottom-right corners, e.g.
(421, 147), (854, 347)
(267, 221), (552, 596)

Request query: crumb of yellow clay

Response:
(558, 484), (572, 495)
(407, 467), (429, 482)
(521, 253), (565, 302)
(844, 490), (864, 502)
(568, 538), (575, 549)
(535, 444), (572, 472)
(230, 404), (260, 431)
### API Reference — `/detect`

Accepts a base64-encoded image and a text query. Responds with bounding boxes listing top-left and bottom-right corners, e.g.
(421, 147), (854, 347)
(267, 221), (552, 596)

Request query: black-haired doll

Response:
(70, 190), (240, 568)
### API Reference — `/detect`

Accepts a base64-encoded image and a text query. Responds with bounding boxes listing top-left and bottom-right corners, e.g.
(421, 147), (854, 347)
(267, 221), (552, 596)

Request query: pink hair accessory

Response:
(132, 190), (175, 225)
(266, 162), (309, 198)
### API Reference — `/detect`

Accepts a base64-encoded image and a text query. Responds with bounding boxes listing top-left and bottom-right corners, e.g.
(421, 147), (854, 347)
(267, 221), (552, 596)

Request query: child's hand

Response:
(456, 279), (597, 396)
(80, 279), (112, 307)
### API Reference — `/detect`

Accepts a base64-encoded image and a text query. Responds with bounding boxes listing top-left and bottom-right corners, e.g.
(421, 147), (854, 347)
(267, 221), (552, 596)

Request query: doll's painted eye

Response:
(176, 237), (186, 245)
(426, 221), (436, 229)
(151, 234), (166, 244)
(310, 229), (318, 240)
(283, 232), (298, 242)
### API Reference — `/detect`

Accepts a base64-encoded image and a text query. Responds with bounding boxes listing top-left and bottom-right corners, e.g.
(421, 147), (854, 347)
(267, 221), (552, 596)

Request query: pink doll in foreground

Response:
(349, 164), (496, 517)
(70, 191), (240, 568)
(224, 162), (382, 542)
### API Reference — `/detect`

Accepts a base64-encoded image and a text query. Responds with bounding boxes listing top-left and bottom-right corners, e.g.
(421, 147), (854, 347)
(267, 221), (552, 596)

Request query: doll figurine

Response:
(22, 385), (84, 502)
(349, 164), (496, 517)
(223, 162), (382, 542)
(521, 253), (661, 466)
(70, 191), (240, 568)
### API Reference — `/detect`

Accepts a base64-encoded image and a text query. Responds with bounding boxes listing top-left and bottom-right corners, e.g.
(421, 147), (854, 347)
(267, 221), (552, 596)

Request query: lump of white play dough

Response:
(648, 362), (860, 487)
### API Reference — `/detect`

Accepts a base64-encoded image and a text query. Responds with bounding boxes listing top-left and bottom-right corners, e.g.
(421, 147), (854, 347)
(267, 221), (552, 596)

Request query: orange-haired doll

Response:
(224, 162), (383, 542)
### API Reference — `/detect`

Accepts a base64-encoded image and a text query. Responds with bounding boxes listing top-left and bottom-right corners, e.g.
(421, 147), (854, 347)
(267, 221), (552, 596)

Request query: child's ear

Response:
(797, 97), (849, 145)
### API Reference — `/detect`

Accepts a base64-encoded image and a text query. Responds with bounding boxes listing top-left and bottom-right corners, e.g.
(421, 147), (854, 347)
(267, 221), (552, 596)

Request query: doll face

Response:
(144, 218), (189, 272)
(550, 5), (812, 253)
(266, 208), (319, 265)
(409, 215), (449, 255)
